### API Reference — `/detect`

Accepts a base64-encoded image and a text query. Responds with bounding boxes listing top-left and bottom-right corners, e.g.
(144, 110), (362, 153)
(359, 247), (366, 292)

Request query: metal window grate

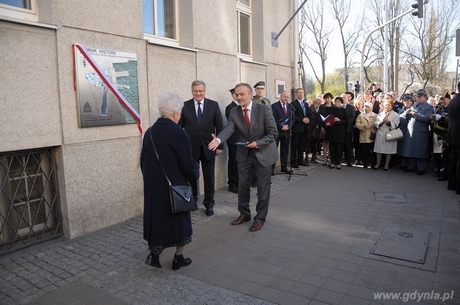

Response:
(0, 148), (62, 255)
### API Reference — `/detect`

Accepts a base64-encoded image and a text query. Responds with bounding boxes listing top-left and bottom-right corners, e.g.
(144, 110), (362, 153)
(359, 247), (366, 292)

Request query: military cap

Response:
(253, 81), (266, 88)
(229, 88), (235, 94)
(416, 89), (428, 97)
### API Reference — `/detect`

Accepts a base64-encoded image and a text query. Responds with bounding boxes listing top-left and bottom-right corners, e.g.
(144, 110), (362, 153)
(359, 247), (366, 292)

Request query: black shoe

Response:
(228, 187), (238, 193)
(416, 171), (425, 175)
(281, 167), (291, 174)
(346, 163), (352, 167)
(433, 172), (441, 177)
(438, 177), (447, 181)
(291, 164), (299, 168)
(145, 253), (162, 268)
(205, 208), (214, 216)
(172, 254), (192, 270)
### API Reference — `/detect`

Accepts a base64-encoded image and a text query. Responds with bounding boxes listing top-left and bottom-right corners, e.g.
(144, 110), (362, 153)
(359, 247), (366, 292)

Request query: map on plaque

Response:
(74, 46), (140, 128)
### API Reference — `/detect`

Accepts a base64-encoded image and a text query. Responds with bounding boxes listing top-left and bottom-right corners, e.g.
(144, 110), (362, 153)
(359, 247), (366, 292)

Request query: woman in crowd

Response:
(308, 98), (323, 164)
(397, 94), (415, 170)
(373, 98), (400, 171)
(140, 93), (199, 270)
(355, 101), (377, 169)
(353, 98), (364, 165)
(319, 92), (334, 166)
(325, 96), (347, 169)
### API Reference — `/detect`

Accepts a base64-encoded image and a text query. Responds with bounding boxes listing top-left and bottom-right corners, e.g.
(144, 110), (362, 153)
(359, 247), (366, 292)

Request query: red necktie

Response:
(243, 108), (250, 130)
(283, 103), (287, 115)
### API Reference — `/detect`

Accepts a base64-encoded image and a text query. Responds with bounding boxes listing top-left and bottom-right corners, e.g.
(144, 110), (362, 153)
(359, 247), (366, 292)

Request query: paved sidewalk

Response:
(1, 162), (459, 305)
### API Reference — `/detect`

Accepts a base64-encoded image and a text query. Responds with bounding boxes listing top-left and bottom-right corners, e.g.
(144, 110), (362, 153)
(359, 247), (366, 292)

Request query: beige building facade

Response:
(0, 0), (300, 253)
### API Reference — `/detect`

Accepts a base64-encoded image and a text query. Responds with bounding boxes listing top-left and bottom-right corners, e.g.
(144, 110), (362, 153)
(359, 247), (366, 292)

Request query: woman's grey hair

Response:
(157, 93), (184, 118)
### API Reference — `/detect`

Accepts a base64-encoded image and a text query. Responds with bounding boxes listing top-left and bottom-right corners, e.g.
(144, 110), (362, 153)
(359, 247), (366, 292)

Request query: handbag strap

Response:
(148, 129), (172, 186)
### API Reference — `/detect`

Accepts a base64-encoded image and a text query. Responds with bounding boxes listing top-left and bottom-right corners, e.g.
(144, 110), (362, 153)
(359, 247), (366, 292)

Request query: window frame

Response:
(142, 0), (179, 47)
(236, 0), (252, 58)
(0, 0), (38, 22)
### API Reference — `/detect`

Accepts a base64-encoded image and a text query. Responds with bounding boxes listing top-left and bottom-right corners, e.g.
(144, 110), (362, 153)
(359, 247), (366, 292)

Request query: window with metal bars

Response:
(0, 148), (61, 255)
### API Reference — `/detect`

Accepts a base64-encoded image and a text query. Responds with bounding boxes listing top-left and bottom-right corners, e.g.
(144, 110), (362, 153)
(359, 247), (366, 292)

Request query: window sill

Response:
(238, 56), (267, 66)
(0, 15), (58, 30)
(144, 35), (197, 53)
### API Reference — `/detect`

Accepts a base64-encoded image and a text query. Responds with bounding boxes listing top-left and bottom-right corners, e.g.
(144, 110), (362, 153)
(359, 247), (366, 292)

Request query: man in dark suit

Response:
(208, 83), (278, 232)
(225, 88), (239, 193)
(179, 80), (223, 216)
(290, 88), (310, 168)
(342, 92), (356, 166)
(271, 90), (292, 173)
(447, 82), (460, 194)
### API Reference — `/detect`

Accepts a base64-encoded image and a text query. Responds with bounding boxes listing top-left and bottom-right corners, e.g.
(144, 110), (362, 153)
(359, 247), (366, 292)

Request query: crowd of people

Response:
(140, 79), (460, 270)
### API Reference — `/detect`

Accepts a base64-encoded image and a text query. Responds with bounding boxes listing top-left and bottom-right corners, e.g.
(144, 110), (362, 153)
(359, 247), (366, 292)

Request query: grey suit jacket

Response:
(217, 102), (278, 167)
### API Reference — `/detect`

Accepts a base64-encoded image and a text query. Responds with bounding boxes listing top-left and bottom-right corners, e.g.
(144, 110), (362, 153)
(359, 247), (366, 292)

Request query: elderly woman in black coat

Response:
(140, 93), (199, 270)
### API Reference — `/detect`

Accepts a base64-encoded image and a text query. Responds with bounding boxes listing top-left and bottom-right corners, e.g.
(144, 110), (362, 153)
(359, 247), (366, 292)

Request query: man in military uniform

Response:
(253, 81), (271, 106)
(432, 90), (451, 181)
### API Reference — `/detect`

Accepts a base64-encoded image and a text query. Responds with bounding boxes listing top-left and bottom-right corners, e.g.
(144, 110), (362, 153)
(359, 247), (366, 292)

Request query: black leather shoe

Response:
(438, 177), (447, 181)
(172, 254), (192, 270)
(416, 171), (425, 175)
(205, 208), (214, 216)
(228, 187), (238, 193)
(291, 164), (299, 168)
(145, 253), (162, 268)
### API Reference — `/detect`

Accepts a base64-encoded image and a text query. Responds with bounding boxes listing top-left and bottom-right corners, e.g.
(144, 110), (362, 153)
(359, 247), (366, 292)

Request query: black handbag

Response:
(149, 131), (197, 213)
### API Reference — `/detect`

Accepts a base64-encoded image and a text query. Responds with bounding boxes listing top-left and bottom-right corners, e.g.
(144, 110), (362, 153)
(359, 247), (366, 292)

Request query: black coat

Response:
(325, 106), (347, 143)
(141, 118), (199, 246)
(448, 95), (460, 145)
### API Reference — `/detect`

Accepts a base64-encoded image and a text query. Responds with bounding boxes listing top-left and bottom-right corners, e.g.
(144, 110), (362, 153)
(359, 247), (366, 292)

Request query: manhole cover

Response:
(370, 227), (429, 264)
(374, 192), (408, 203)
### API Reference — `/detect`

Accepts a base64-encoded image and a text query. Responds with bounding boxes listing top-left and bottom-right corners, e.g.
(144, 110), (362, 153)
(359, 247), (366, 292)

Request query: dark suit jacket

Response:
(271, 101), (293, 138)
(225, 101), (239, 145)
(217, 102), (278, 167)
(447, 95), (460, 145)
(179, 98), (224, 160)
(291, 99), (310, 133)
(344, 103), (355, 133)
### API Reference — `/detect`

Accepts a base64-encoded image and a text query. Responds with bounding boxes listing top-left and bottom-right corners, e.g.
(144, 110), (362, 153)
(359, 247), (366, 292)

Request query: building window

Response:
(237, 0), (251, 56)
(0, 0), (38, 22)
(142, 0), (176, 40)
(0, 148), (61, 254)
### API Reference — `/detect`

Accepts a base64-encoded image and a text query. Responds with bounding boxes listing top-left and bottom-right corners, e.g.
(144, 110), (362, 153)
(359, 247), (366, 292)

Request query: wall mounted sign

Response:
(73, 44), (141, 133)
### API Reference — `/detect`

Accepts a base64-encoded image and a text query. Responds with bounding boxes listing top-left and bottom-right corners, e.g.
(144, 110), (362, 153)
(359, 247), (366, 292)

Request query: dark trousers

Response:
(191, 147), (215, 209)
(238, 150), (272, 221)
(448, 144), (460, 194)
(343, 132), (353, 164)
(227, 144), (238, 189)
(330, 142), (343, 166)
(360, 142), (373, 167)
(440, 144), (450, 179)
(291, 131), (308, 165)
(275, 136), (290, 169)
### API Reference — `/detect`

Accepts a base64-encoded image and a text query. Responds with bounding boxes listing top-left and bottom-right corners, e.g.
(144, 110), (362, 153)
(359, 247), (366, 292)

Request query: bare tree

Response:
(328, 0), (362, 91)
(400, 0), (459, 90)
(299, 0), (332, 93)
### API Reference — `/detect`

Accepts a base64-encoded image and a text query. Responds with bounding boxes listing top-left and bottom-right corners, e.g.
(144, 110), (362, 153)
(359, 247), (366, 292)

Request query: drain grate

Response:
(370, 227), (429, 264)
(374, 192), (408, 203)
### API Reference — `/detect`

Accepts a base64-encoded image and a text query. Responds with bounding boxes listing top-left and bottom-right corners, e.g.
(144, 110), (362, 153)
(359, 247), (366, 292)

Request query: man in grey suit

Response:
(208, 83), (278, 232)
